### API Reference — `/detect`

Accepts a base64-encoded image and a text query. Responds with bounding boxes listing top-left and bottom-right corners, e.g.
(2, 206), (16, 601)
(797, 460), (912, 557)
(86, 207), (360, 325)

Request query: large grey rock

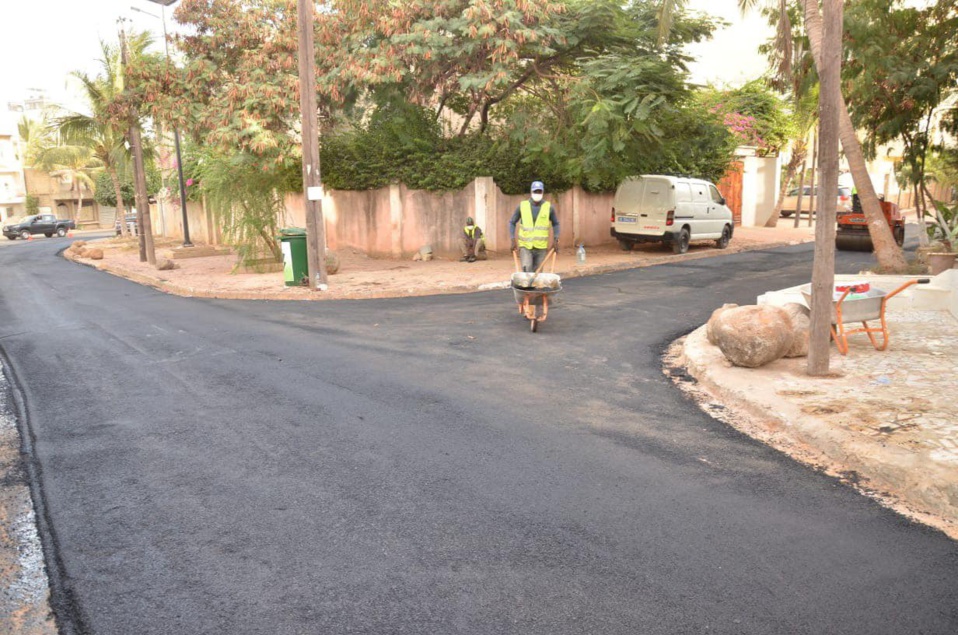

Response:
(712, 305), (793, 368)
(706, 303), (739, 345)
(157, 258), (175, 271)
(781, 303), (811, 358)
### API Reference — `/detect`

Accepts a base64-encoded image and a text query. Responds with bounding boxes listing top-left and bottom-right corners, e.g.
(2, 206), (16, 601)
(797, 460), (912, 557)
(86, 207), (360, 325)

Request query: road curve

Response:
(0, 236), (955, 634)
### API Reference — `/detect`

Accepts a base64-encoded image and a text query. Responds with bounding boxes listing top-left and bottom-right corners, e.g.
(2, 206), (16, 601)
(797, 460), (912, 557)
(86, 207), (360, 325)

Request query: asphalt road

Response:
(1, 234), (956, 634)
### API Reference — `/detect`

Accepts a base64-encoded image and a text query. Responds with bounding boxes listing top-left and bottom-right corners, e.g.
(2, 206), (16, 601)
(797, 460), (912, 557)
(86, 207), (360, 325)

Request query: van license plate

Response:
(617, 216), (637, 223)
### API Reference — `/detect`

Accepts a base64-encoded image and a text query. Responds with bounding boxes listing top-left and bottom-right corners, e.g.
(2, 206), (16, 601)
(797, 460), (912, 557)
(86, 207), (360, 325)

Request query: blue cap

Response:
(531, 181), (545, 193)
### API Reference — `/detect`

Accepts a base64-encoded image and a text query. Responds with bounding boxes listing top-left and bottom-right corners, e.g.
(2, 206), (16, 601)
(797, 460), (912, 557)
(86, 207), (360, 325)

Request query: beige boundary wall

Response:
(284, 177), (616, 258)
(149, 178), (616, 258)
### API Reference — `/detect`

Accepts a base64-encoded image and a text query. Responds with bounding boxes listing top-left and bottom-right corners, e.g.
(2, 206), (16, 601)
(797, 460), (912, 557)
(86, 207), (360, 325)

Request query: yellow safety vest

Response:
(464, 225), (477, 239)
(518, 200), (551, 249)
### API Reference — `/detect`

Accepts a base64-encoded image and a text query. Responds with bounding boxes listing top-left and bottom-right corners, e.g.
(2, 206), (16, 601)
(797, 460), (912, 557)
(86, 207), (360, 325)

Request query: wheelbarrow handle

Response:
(883, 278), (930, 303)
(534, 248), (557, 274)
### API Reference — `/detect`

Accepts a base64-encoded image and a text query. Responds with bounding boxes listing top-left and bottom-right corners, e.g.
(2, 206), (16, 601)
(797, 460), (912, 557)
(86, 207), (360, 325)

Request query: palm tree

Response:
(17, 114), (55, 167)
(34, 144), (101, 224)
(733, 0), (906, 268)
(55, 39), (148, 238)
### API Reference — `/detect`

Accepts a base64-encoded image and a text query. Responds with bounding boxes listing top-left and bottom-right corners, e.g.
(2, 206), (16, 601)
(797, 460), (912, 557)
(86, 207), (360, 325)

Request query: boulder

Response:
(412, 252), (423, 262)
(712, 305), (793, 368)
(86, 248), (104, 260)
(780, 303), (811, 358)
(706, 303), (739, 345)
(326, 250), (340, 275)
(72, 240), (87, 249)
(76, 247), (90, 258)
(157, 258), (175, 271)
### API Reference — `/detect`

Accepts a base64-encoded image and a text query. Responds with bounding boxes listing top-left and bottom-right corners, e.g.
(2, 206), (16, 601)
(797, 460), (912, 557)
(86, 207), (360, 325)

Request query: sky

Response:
(0, 0), (773, 117)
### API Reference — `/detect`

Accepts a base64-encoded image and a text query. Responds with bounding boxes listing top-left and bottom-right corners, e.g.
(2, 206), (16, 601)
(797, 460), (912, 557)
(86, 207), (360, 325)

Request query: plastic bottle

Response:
(576, 243), (586, 265)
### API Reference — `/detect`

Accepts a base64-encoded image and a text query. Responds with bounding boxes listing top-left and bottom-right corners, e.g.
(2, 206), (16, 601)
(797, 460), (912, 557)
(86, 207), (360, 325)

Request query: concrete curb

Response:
(64, 238), (804, 303)
(671, 326), (958, 539)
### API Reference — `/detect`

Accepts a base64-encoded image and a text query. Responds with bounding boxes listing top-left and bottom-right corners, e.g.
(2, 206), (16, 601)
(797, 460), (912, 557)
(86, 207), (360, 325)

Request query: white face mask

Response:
(531, 192), (544, 203)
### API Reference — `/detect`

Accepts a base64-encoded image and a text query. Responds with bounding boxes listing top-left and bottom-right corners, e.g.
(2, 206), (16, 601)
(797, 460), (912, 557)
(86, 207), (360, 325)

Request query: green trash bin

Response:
(277, 228), (309, 286)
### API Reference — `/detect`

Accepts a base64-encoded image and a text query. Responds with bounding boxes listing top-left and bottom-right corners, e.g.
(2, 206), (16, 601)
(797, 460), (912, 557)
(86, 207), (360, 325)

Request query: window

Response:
(691, 183), (710, 202)
(709, 185), (724, 202)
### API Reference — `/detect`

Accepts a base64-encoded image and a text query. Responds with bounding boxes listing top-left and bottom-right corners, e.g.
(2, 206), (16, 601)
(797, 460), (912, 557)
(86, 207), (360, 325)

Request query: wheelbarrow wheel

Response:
(530, 318), (538, 332)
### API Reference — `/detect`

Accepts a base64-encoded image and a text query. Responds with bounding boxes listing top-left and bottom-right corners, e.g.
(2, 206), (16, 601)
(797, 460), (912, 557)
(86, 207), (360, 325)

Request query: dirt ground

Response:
(69, 225), (817, 301)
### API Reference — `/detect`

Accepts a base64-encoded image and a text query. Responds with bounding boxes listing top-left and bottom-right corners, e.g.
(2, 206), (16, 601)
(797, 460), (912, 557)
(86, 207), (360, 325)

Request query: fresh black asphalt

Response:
(0, 234), (956, 634)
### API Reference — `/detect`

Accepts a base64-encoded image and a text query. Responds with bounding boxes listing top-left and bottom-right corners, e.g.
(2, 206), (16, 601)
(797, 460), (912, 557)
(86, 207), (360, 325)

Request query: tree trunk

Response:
(76, 180), (83, 229)
(766, 145), (805, 228)
(793, 163), (807, 229)
(808, 126), (817, 228)
(807, 0), (841, 377)
(109, 167), (130, 238)
(803, 0), (908, 272)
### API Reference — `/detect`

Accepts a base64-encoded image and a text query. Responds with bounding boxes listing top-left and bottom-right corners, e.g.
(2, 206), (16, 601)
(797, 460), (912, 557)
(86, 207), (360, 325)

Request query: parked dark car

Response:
(115, 213), (139, 236)
(3, 214), (76, 240)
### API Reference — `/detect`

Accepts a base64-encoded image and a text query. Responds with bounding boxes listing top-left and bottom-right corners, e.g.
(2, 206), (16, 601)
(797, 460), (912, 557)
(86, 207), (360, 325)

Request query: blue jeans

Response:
(519, 247), (548, 272)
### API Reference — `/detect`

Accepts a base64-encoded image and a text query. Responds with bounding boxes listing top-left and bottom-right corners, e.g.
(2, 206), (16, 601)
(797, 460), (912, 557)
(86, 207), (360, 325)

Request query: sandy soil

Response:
(69, 225), (816, 301)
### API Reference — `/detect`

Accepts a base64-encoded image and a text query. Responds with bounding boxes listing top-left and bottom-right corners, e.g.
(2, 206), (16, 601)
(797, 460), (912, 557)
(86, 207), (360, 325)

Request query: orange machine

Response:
(835, 194), (905, 251)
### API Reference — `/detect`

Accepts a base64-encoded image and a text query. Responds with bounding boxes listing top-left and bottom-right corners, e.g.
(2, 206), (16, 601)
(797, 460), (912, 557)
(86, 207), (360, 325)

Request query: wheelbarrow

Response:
(800, 278), (930, 355)
(512, 249), (561, 332)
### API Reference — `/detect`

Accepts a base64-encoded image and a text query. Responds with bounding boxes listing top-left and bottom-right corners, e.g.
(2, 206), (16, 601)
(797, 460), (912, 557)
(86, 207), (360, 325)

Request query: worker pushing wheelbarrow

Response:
(509, 180), (563, 333)
(512, 249), (561, 332)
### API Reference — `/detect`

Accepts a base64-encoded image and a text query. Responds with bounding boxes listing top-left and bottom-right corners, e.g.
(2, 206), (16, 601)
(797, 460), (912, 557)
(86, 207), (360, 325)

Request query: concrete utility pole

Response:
(119, 21), (156, 266)
(807, 0), (843, 376)
(297, 0), (327, 289)
(134, 0), (194, 248)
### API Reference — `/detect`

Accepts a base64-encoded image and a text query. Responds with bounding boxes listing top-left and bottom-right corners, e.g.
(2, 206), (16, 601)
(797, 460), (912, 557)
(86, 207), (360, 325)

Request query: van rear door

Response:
(612, 178), (644, 236)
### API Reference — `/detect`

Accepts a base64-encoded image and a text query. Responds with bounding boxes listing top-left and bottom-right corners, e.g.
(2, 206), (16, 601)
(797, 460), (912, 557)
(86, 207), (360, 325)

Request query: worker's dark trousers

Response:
(460, 237), (487, 260)
(519, 247), (547, 272)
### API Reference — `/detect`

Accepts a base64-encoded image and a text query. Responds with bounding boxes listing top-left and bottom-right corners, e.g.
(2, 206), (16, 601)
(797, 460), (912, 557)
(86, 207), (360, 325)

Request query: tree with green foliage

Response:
(843, 0), (958, 245)
(33, 145), (101, 223)
(134, 0), (735, 257)
(93, 163), (161, 208)
(57, 36), (153, 237)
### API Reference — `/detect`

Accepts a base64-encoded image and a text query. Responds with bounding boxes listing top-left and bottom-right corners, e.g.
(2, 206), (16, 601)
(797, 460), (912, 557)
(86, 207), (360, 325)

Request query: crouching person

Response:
(459, 217), (487, 262)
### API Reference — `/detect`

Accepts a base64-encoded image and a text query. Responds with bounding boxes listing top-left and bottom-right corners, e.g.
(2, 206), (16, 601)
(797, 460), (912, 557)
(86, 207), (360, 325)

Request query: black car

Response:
(115, 213), (139, 236)
(3, 214), (76, 240)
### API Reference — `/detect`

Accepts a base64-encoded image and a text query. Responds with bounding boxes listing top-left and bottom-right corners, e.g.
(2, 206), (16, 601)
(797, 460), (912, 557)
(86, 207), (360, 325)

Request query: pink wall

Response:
(155, 179), (616, 258)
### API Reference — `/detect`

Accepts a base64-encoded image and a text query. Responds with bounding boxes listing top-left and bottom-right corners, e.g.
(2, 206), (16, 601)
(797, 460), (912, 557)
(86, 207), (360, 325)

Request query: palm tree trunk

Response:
(76, 178), (83, 227)
(766, 145), (805, 228)
(802, 0), (908, 272)
(793, 164), (807, 229)
(109, 168), (130, 238)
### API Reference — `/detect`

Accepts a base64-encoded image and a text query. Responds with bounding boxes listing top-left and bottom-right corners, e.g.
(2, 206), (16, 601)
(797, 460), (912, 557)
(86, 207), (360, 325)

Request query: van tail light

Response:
(611, 207), (616, 223)
(666, 210), (675, 226)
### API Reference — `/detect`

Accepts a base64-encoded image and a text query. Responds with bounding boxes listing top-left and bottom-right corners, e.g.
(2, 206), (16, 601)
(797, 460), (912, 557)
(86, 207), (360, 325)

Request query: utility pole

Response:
(297, 0), (327, 289)
(807, 0), (842, 376)
(119, 21), (156, 265)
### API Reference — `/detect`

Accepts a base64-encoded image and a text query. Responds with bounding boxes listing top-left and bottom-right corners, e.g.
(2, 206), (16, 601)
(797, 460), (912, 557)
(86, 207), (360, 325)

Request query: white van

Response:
(610, 175), (734, 254)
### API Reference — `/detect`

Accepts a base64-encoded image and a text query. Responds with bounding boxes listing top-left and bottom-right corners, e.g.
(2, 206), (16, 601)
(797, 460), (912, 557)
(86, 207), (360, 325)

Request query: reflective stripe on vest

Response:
(518, 200), (551, 249)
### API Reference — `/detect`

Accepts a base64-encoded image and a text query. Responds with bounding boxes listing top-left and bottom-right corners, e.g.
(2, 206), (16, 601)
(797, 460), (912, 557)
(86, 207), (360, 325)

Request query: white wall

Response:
(738, 152), (781, 227)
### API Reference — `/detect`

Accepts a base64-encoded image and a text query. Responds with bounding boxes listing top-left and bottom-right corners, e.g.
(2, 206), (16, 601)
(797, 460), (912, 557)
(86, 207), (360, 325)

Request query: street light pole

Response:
(135, 0), (192, 247)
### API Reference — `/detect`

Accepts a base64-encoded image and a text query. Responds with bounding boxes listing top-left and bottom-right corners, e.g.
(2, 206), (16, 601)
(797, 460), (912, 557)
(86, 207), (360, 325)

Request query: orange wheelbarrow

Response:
(801, 278), (930, 355)
(511, 249), (561, 333)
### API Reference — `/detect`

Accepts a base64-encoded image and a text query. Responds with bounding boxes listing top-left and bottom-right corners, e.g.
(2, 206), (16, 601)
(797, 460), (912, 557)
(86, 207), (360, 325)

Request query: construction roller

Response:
(835, 230), (874, 251)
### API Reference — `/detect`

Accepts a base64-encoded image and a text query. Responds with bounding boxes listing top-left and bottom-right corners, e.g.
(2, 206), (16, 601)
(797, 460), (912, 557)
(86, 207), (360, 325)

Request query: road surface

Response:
(0, 235), (955, 634)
